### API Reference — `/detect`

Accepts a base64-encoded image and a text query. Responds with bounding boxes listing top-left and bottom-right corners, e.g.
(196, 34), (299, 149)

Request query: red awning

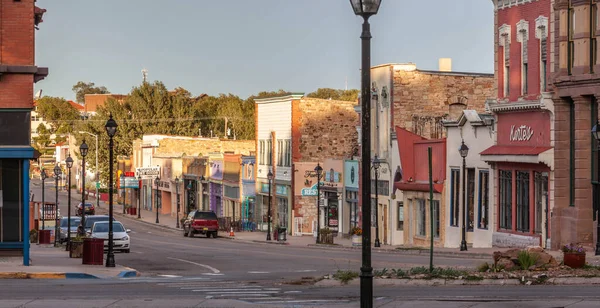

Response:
(394, 182), (443, 193)
(480, 145), (552, 156)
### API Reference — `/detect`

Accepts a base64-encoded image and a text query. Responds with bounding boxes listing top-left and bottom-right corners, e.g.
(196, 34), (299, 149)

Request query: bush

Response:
(477, 262), (490, 272)
(517, 250), (539, 270)
(332, 270), (359, 284)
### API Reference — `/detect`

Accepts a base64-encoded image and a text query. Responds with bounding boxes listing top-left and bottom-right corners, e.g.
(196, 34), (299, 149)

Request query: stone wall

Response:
(392, 70), (494, 139)
(295, 98), (358, 162)
(294, 195), (317, 235)
(156, 138), (255, 156)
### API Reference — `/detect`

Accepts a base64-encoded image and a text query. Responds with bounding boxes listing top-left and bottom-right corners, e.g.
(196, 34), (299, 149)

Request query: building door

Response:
(535, 172), (549, 247)
(0, 160), (22, 243)
(383, 203), (388, 244)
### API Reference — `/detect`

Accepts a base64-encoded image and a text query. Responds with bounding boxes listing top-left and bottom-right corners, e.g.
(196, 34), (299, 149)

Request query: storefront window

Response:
(0, 160), (22, 242)
(417, 199), (426, 236)
(499, 170), (512, 230)
(432, 200), (440, 238)
(397, 201), (404, 231)
(534, 172), (548, 234)
(516, 171), (530, 232)
(478, 170), (490, 229)
(450, 169), (460, 227)
(346, 190), (358, 228)
(277, 197), (288, 228)
(467, 168), (475, 232)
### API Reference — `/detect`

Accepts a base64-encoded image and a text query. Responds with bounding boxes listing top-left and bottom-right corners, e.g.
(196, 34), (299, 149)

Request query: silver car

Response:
(59, 217), (81, 243)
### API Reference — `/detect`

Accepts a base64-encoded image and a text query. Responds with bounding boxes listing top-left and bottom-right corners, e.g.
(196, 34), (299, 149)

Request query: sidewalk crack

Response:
(103, 299), (122, 307)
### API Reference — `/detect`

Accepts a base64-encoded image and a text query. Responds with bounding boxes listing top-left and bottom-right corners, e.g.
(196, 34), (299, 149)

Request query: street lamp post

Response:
(105, 114), (118, 268)
(53, 164), (61, 247)
(155, 176), (160, 224)
(266, 170), (273, 241)
(314, 163), (323, 244)
(592, 121), (600, 255)
(459, 140), (469, 251)
(137, 175), (142, 219)
(175, 176), (180, 229)
(350, 1), (381, 307)
(41, 169), (47, 231)
(372, 156), (381, 248)
(79, 131), (99, 209)
(79, 140), (89, 235)
(65, 156), (73, 251)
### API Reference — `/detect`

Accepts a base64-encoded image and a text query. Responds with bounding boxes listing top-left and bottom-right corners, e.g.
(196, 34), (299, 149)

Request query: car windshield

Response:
(93, 222), (124, 233)
(60, 218), (80, 227)
(81, 203), (93, 208)
(194, 211), (217, 220)
(84, 217), (111, 228)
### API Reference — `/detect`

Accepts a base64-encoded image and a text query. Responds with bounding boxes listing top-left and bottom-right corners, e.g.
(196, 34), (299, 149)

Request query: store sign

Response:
(509, 125), (534, 141)
(344, 160), (359, 189)
(300, 182), (323, 196)
(135, 166), (160, 180)
(122, 177), (139, 189)
(322, 159), (343, 189)
(497, 111), (550, 147)
(276, 185), (287, 196)
(210, 160), (223, 180)
(294, 162), (319, 196)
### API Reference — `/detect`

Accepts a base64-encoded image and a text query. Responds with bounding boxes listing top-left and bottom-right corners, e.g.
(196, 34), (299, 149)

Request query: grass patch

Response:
(373, 268), (389, 277)
(517, 250), (539, 270)
(332, 270), (359, 285)
(477, 262), (490, 272)
(583, 264), (600, 270)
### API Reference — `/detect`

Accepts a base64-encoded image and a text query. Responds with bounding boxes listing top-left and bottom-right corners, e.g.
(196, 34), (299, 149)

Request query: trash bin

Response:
(277, 227), (287, 242)
(38, 229), (51, 244)
(82, 238), (104, 265)
(130, 208), (137, 216)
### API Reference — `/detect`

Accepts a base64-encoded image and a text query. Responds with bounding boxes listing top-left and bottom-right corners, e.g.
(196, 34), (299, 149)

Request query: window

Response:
(370, 198), (377, 227)
(417, 199), (426, 236)
(522, 63), (528, 95)
(516, 171), (530, 232)
(570, 101), (575, 206)
(478, 170), (490, 229)
(499, 170), (513, 230)
(568, 1), (575, 74)
(266, 139), (272, 165)
(467, 168), (475, 232)
(450, 169), (460, 227)
(347, 190), (358, 228)
(432, 200), (440, 238)
(534, 172), (548, 234)
(397, 201), (404, 231)
(591, 0), (598, 71)
(0, 111), (31, 146)
(518, 23), (529, 96)
(285, 140), (291, 167)
(277, 197), (288, 228)
(259, 140), (265, 165)
(499, 24), (511, 97)
(277, 139), (284, 166)
(371, 180), (389, 196)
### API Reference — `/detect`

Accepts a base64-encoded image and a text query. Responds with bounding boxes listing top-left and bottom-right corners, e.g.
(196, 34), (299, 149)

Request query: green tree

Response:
(306, 88), (359, 102)
(72, 81), (109, 104)
(32, 123), (52, 152)
(34, 96), (81, 140)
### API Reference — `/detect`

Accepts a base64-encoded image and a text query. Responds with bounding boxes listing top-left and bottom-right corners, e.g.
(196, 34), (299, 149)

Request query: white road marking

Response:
(158, 275), (181, 278)
(201, 273), (224, 276)
(238, 297), (293, 301)
(255, 300), (349, 304)
(283, 291), (302, 294)
(191, 288), (263, 292)
(247, 271), (270, 274)
(294, 269), (316, 272)
(167, 257), (220, 274)
(181, 285), (261, 290)
(206, 291), (279, 294)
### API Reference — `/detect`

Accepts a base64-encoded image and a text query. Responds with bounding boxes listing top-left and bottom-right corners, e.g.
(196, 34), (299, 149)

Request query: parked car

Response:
(88, 221), (131, 253)
(183, 210), (219, 238)
(76, 202), (95, 216)
(58, 216), (81, 243)
(83, 215), (114, 233)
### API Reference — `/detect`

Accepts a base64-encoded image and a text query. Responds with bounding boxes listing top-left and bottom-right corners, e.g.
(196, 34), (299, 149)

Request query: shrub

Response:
(332, 270), (359, 284)
(517, 250), (539, 270)
(477, 262), (490, 272)
(350, 227), (362, 236)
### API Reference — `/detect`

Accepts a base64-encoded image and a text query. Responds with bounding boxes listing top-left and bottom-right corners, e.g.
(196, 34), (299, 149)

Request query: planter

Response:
(319, 233), (334, 244)
(352, 235), (362, 247)
(563, 252), (586, 268)
(70, 240), (84, 258)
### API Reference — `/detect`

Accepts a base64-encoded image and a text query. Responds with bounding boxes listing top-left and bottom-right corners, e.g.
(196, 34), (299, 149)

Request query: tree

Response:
(72, 81), (109, 104)
(32, 123), (52, 152)
(306, 88), (359, 102)
(35, 96), (81, 138)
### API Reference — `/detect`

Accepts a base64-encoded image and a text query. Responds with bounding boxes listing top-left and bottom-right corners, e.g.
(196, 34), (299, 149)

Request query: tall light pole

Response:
(459, 140), (469, 251)
(350, 1), (381, 307)
(53, 164), (61, 247)
(592, 121), (600, 255)
(175, 176), (180, 229)
(137, 175), (142, 219)
(314, 163), (323, 244)
(372, 155), (381, 247)
(41, 169), (47, 231)
(155, 176), (160, 224)
(105, 114), (118, 268)
(266, 170), (273, 241)
(79, 131), (99, 209)
(79, 140), (89, 235)
(65, 156), (73, 251)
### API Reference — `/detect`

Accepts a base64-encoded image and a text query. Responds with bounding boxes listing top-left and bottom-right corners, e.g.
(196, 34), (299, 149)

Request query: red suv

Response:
(183, 210), (219, 238)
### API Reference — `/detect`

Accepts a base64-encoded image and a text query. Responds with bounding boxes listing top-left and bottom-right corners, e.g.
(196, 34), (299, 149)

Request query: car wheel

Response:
(206, 232), (211, 238)
(124, 249), (130, 253)
(212, 232), (218, 238)
(183, 226), (188, 237)
(187, 228), (194, 238)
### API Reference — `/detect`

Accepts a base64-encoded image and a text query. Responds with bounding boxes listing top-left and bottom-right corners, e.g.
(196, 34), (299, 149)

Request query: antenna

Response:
(34, 89), (43, 99)
(141, 68), (148, 83)
(345, 76), (348, 90)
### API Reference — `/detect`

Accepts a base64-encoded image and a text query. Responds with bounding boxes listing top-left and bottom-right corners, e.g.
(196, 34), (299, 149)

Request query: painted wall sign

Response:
(210, 160), (223, 180)
(509, 125), (534, 141)
(294, 162), (319, 196)
(276, 185), (287, 196)
(344, 160), (359, 189)
(322, 159), (343, 189)
(497, 111), (550, 147)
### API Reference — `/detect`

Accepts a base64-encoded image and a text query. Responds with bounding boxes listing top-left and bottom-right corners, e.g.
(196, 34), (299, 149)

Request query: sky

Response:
(34, 0), (494, 101)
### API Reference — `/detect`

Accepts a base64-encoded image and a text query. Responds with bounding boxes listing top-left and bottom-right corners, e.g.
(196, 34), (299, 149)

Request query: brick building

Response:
(552, 0), (600, 250)
(255, 95), (358, 236)
(360, 62), (494, 246)
(84, 93), (126, 116)
(0, 0), (47, 264)
(483, 0), (554, 248)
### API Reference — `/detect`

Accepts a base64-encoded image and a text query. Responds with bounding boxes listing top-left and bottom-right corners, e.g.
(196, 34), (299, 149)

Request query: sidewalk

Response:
(104, 200), (600, 264)
(0, 243), (137, 279)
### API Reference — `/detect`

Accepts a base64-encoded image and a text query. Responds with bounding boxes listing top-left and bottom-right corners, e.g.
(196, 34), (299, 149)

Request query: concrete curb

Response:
(305, 244), (491, 259)
(0, 272), (97, 279)
(65, 273), (100, 279)
(117, 270), (139, 278)
(316, 276), (600, 287)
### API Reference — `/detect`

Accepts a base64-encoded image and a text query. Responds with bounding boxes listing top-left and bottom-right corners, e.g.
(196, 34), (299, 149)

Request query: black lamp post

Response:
(175, 176), (180, 229)
(79, 140), (89, 235)
(350, 1), (381, 307)
(105, 114), (118, 268)
(155, 176), (160, 224)
(65, 156), (73, 251)
(372, 155), (381, 248)
(53, 164), (61, 247)
(314, 163), (323, 244)
(459, 140), (469, 251)
(41, 169), (47, 231)
(266, 170), (273, 241)
(137, 175), (142, 219)
(592, 120), (600, 255)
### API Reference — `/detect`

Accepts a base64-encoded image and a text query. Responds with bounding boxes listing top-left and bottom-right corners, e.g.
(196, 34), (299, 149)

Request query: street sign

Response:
(96, 182), (100, 189)
(135, 166), (160, 180)
(122, 177), (139, 189)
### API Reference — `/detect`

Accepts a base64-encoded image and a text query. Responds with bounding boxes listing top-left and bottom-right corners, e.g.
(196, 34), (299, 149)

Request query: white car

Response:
(88, 221), (131, 253)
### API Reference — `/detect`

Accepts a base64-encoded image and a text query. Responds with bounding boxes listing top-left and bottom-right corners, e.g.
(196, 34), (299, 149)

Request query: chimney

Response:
(438, 58), (452, 72)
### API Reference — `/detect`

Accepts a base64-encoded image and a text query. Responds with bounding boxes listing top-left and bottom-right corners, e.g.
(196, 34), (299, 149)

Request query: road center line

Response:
(167, 257), (220, 274)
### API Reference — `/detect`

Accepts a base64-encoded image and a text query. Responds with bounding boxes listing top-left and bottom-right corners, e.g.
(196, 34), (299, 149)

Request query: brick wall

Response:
(156, 138), (255, 156)
(295, 98), (358, 162)
(392, 70), (494, 139)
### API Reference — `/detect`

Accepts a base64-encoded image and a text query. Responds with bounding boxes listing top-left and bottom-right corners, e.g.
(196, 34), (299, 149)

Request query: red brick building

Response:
(0, 0), (48, 264)
(552, 0), (600, 250)
(483, 0), (554, 248)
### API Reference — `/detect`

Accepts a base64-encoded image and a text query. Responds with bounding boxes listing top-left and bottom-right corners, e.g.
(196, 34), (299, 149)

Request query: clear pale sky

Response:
(34, 0), (494, 101)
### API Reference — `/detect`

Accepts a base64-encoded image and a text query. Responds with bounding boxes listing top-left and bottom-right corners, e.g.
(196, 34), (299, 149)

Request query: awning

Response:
(394, 182), (444, 194)
(480, 145), (553, 168)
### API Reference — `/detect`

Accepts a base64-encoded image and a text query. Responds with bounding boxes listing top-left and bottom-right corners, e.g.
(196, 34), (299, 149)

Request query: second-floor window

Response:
(568, 0), (576, 74)
(276, 139), (292, 167)
(592, 0), (598, 72)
